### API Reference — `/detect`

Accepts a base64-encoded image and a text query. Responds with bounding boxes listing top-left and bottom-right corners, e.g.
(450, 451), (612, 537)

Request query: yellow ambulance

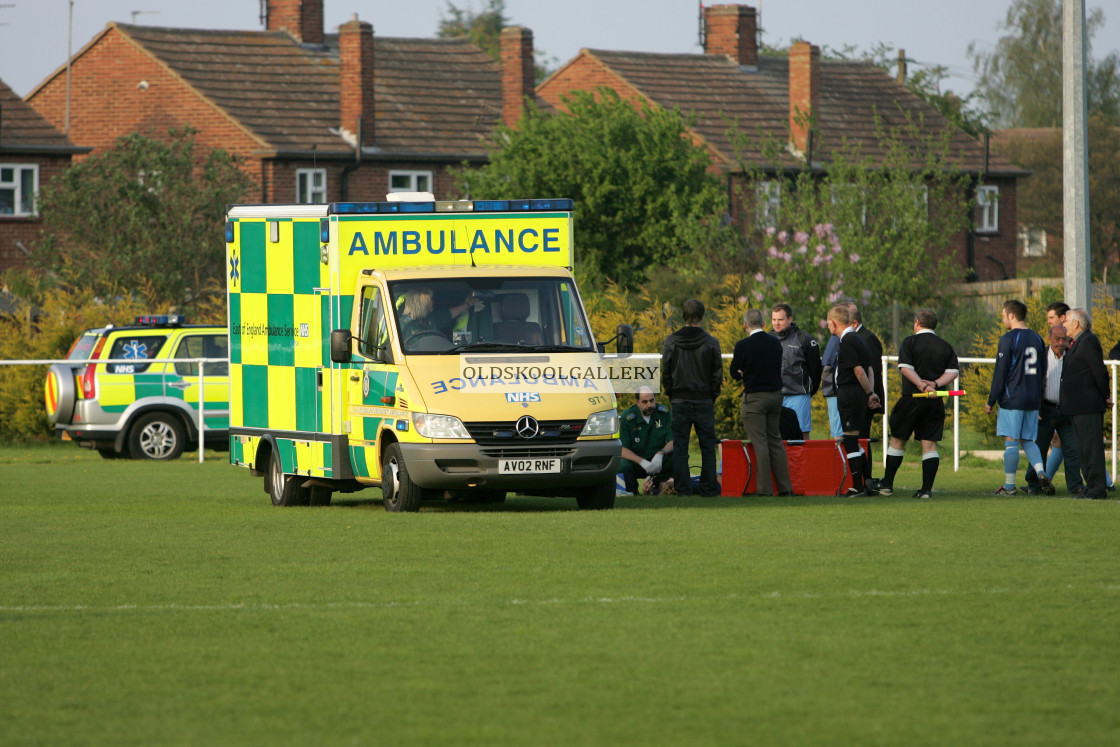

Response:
(225, 195), (634, 511)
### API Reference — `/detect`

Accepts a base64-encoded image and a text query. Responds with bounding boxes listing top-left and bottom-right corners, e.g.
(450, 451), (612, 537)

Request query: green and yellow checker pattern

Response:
(228, 218), (334, 477)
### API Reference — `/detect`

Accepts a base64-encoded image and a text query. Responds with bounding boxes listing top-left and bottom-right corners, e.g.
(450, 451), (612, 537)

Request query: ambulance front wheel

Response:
(382, 443), (424, 512)
(267, 449), (310, 507)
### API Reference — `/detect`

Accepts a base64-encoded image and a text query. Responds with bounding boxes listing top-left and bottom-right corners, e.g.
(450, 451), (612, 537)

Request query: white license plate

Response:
(499, 458), (561, 474)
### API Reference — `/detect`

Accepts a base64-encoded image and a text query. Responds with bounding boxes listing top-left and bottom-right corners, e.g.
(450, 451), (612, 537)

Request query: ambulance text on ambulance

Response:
(348, 228), (562, 256)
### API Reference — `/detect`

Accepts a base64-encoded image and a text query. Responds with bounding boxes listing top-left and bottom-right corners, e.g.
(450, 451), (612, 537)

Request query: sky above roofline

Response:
(1, 1), (1117, 102)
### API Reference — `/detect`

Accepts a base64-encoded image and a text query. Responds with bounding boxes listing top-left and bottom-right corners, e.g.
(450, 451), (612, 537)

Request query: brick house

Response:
(0, 79), (90, 274)
(538, 3), (1026, 281)
(23, 0), (538, 207)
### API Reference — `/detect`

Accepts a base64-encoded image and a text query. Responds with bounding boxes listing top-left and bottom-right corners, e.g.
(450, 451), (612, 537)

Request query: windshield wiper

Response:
(443, 341), (535, 353)
(524, 344), (593, 353)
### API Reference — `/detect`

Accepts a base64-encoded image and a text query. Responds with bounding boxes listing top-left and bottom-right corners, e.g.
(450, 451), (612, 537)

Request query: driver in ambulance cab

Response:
(399, 287), (482, 340)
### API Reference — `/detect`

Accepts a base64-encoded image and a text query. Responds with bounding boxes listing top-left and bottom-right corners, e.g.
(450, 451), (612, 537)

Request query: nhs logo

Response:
(505, 392), (541, 405)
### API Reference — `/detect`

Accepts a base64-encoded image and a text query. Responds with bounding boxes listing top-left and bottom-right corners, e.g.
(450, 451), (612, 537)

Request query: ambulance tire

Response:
(267, 449), (310, 507)
(576, 481), (616, 510)
(382, 443), (424, 512)
(308, 486), (333, 507)
(128, 412), (185, 461)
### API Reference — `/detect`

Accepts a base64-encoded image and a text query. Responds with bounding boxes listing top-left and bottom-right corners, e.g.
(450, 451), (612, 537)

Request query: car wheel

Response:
(381, 443), (424, 512)
(267, 449), (309, 507)
(128, 412), (185, 460)
(576, 481), (616, 510)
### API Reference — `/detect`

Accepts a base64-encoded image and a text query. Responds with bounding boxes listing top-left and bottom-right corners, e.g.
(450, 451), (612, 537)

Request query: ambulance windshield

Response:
(389, 277), (594, 354)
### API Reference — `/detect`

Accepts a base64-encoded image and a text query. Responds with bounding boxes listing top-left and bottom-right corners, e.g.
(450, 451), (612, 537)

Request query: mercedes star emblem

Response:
(515, 415), (540, 439)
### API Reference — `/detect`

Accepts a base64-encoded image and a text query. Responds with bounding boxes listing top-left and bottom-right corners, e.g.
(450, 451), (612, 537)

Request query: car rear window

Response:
(67, 333), (101, 361)
(106, 335), (168, 374)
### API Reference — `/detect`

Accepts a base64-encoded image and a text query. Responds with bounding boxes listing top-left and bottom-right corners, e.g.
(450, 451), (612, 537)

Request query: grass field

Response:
(2, 443), (1119, 745)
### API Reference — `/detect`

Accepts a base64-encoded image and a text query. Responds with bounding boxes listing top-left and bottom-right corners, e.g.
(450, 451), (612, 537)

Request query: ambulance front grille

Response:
(479, 447), (576, 459)
(465, 419), (585, 445)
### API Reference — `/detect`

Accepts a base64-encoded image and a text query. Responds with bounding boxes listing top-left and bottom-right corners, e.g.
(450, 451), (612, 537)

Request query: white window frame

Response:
(1018, 225), (1047, 258)
(756, 180), (781, 230)
(0, 163), (40, 217)
(296, 168), (327, 204)
(977, 185), (1000, 234)
(389, 170), (433, 195)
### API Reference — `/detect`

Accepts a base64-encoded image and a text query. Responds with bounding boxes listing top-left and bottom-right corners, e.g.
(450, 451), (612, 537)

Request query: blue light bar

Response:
(473, 200), (510, 212)
(224, 221), (235, 243)
(398, 201), (434, 213)
(328, 202), (382, 214)
(320, 218), (330, 243)
(134, 315), (184, 326)
(531, 198), (573, 211)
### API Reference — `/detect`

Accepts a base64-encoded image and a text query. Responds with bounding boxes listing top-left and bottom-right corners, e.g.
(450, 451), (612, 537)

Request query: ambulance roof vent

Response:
(385, 191), (435, 202)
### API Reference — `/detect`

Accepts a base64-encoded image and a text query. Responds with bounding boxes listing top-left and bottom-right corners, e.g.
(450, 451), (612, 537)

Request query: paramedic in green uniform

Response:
(619, 387), (674, 494)
(399, 287), (481, 343)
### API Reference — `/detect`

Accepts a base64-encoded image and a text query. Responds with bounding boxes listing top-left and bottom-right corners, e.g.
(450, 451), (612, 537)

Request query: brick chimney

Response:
(703, 4), (758, 68)
(267, 0), (324, 45)
(788, 41), (820, 158)
(501, 27), (535, 128)
(339, 14), (374, 147)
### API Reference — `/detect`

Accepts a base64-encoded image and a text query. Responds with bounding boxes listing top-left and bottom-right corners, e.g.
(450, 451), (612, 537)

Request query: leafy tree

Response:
(30, 128), (255, 315)
(968, 0), (1120, 127)
(457, 88), (737, 289)
(993, 114), (1120, 280)
(437, 0), (555, 81)
(0, 287), (147, 441)
(730, 113), (973, 337)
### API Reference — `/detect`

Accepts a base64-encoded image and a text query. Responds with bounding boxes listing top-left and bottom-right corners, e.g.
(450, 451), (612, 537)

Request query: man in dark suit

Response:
(730, 308), (792, 496)
(847, 303), (883, 483)
(1061, 309), (1113, 499)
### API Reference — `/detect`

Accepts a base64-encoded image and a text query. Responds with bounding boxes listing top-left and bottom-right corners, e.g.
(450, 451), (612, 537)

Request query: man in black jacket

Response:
(662, 299), (723, 497)
(731, 308), (793, 496)
(1061, 309), (1112, 499)
(771, 303), (822, 439)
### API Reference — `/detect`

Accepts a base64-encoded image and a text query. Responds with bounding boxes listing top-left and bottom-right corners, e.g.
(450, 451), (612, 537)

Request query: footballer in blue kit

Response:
(985, 300), (1051, 495)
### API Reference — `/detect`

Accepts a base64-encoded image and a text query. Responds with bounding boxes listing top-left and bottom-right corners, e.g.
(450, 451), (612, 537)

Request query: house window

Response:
(755, 180), (780, 230)
(0, 164), (39, 217)
(296, 168), (327, 204)
(1018, 225), (1047, 258)
(389, 170), (432, 194)
(977, 185), (999, 233)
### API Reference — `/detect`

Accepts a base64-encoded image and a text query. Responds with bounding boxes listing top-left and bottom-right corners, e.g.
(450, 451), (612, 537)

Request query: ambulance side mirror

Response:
(330, 329), (352, 363)
(616, 324), (634, 355)
(596, 324), (634, 356)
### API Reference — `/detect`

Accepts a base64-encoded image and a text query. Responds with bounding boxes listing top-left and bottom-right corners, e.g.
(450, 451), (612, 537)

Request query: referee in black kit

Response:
(876, 309), (960, 499)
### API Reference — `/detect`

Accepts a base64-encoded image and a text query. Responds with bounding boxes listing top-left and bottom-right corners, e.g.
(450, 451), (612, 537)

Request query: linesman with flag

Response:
(877, 309), (960, 499)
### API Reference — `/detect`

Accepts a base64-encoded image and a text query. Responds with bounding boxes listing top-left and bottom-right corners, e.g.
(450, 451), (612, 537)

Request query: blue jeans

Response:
(670, 399), (719, 496)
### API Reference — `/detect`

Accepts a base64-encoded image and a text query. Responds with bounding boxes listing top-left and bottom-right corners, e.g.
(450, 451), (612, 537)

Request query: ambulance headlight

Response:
(583, 409), (619, 437)
(412, 413), (471, 439)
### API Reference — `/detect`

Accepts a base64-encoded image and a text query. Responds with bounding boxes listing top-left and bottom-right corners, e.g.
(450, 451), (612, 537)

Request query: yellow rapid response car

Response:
(44, 315), (230, 460)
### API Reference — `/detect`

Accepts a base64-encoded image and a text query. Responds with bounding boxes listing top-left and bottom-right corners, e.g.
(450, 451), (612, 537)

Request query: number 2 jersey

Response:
(988, 327), (1047, 410)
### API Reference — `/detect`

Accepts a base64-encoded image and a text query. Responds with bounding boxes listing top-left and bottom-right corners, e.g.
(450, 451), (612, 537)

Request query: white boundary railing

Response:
(1, 357), (228, 463)
(6, 353), (1119, 475)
